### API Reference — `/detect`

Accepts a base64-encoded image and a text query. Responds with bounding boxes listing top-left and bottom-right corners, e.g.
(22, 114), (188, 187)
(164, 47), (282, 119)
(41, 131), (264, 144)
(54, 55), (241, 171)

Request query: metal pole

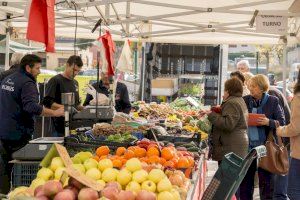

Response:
(141, 44), (146, 101)
(256, 52), (259, 74)
(282, 44), (287, 98)
(5, 26), (10, 70)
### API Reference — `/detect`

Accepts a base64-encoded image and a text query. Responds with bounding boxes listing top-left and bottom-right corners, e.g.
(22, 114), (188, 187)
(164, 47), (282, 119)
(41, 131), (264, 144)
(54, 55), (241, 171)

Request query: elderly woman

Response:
(230, 71), (250, 96)
(207, 77), (249, 162)
(277, 71), (300, 200)
(240, 74), (285, 200)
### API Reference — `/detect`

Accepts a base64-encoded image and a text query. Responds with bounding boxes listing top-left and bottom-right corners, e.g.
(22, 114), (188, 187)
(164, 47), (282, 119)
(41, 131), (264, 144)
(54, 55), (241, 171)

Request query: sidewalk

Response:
(205, 160), (260, 200)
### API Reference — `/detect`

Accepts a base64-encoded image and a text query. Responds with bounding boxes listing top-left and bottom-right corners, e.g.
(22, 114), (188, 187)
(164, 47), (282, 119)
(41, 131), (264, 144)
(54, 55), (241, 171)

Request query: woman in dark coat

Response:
(207, 77), (249, 162)
(240, 74), (285, 200)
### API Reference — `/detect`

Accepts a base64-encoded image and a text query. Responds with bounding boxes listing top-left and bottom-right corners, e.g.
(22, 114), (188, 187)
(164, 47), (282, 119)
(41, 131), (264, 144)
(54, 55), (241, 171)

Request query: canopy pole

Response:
(5, 18), (10, 70)
(141, 43), (146, 101)
(282, 42), (287, 98)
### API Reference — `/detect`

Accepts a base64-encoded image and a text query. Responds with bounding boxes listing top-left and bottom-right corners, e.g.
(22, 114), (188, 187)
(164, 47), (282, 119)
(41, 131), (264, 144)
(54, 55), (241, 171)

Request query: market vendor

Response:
(83, 72), (131, 114)
(0, 54), (64, 194)
(43, 55), (84, 137)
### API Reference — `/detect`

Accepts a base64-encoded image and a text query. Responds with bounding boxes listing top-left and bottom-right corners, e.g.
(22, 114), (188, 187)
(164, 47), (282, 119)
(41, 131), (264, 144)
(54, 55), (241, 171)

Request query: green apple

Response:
(170, 188), (181, 200)
(148, 169), (166, 184)
(75, 151), (93, 163)
(132, 170), (148, 184)
(96, 180), (106, 188)
(84, 158), (98, 171)
(50, 157), (64, 172)
(72, 155), (82, 164)
(72, 164), (86, 174)
(117, 169), (132, 186)
(157, 178), (172, 192)
(98, 159), (113, 172)
(141, 180), (156, 193)
(54, 167), (66, 180)
(102, 168), (118, 182)
(158, 191), (174, 200)
(86, 168), (101, 180)
(37, 168), (53, 181)
(30, 178), (46, 190)
(126, 158), (142, 172)
(126, 181), (141, 194)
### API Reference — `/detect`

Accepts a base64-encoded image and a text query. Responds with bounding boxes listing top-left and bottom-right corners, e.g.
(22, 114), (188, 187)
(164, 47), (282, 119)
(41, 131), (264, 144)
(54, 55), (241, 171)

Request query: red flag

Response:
(98, 31), (115, 76)
(26, 0), (55, 52)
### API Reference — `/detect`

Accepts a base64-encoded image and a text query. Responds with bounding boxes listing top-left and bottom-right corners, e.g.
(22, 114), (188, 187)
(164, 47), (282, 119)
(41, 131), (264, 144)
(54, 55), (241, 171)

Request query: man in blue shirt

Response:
(0, 54), (64, 193)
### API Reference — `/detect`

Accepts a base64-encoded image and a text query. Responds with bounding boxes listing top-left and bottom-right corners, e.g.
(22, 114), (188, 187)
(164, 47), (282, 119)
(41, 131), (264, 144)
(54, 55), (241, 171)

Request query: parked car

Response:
(78, 69), (98, 76)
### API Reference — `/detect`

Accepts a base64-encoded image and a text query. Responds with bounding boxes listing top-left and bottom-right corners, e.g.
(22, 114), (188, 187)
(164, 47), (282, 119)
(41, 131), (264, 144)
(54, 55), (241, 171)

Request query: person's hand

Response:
(198, 110), (212, 118)
(257, 117), (270, 126)
(54, 107), (64, 117)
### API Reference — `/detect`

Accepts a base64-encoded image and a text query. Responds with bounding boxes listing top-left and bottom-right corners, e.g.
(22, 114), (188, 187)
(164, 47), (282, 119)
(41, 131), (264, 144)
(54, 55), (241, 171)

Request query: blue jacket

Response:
(243, 94), (285, 146)
(0, 69), (43, 140)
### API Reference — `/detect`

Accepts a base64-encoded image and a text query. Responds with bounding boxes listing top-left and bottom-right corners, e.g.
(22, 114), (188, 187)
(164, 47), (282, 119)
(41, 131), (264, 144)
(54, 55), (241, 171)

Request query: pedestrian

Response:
(240, 74), (285, 200)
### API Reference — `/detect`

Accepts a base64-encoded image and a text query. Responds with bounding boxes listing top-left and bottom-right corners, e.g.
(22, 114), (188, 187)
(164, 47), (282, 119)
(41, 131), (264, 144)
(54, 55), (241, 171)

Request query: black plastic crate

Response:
(11, 161), (40, 188)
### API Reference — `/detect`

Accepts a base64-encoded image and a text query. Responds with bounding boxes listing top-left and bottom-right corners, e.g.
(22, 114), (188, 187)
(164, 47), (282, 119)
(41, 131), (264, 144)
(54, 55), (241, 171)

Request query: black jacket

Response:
(0, 64), (20, 84)
(83, 81), (131, 114)
(0, 69), (43, 140)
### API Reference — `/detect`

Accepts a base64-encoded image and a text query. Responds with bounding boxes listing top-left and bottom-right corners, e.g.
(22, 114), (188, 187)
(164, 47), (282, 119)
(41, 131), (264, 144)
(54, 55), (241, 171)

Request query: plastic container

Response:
(202, 145), (266, 200)
(11, 161), (40, 188)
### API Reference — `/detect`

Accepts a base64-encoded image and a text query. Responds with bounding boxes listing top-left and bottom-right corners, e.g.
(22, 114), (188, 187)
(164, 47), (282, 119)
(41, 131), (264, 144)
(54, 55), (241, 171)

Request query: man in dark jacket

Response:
(83, 72), (131, 114)
(0, 54), (64, 193)
(0, 53), (24, 83)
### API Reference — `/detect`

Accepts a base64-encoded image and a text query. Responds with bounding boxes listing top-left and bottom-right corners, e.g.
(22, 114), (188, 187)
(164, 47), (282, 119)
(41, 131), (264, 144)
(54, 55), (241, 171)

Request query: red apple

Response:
(136, 190), (156, 200)
(117, 190), (136, 200)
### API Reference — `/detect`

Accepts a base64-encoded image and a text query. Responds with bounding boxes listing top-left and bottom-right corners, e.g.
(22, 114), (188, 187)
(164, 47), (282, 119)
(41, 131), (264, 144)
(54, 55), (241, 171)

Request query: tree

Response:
(255, 44), (283, 71)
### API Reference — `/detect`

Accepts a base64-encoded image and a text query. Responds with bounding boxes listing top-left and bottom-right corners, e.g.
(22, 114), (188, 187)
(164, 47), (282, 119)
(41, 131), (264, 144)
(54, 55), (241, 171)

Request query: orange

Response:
(148, 155), (161, 164)
(186, 156), (195, 167)
(99, 155), (107, 160)
(147, 147), (160, 157)
(128, 146), (137, 152)
(134, 147), (147, 158)
(93, 155), (100, 162)
(112, 159), (123, 169)
(124, 150), (135, 159)
(161, 147), (175, 161)
(164, 160), (175, 168)
(96, 146), (110, 157)
(116, 147), (126, 156)
(120, 157), (128, 165)
(160, 157), (167, 165)
(177, 157), (190, 169)
(139, 157), (149, 164)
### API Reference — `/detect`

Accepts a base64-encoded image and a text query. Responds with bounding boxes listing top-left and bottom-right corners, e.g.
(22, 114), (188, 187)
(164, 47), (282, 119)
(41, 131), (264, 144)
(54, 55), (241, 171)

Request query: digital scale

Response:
(12, 137), (64, 161)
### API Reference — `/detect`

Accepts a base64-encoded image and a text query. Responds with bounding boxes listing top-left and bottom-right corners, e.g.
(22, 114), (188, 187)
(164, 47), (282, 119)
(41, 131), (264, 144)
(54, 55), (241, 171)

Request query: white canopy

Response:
(0, 0), (299, 45)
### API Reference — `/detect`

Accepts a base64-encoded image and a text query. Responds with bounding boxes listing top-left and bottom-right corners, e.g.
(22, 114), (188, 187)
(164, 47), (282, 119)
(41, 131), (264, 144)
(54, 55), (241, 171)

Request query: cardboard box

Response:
(151, 78), (178, 89)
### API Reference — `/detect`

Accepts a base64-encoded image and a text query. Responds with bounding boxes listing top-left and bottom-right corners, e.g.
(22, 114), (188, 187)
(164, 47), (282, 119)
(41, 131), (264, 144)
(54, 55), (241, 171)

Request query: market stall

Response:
(5, 97), (210, 200)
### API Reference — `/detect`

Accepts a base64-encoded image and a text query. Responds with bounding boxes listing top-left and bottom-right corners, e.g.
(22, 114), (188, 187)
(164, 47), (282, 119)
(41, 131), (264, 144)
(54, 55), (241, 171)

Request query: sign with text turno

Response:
(256, 15), (288, 35)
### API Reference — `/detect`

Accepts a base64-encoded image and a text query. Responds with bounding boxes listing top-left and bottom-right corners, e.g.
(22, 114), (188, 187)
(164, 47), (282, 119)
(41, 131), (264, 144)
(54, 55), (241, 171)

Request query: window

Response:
(58, 58), (68, 67)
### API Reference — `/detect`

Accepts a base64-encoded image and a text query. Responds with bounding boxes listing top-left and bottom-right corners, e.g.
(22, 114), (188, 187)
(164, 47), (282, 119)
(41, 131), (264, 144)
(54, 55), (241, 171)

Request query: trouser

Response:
(288, 158), (300, 200)
(239, 159), (274, 200)
(273, 174), (289, 200)
(0, 136), (30, 194)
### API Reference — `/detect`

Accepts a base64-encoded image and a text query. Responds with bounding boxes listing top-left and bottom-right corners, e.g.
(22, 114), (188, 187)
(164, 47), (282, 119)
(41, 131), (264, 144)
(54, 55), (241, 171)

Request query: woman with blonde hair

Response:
(240, 74), (285, 200)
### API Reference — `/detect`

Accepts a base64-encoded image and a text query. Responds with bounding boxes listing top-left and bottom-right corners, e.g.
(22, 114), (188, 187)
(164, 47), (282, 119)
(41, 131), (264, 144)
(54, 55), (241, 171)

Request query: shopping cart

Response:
(202, 145), (266, 200)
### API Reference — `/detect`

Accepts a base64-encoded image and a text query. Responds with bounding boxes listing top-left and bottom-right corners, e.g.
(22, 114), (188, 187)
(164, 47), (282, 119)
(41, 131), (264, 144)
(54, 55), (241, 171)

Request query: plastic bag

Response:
(85, 84), (109, 106)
